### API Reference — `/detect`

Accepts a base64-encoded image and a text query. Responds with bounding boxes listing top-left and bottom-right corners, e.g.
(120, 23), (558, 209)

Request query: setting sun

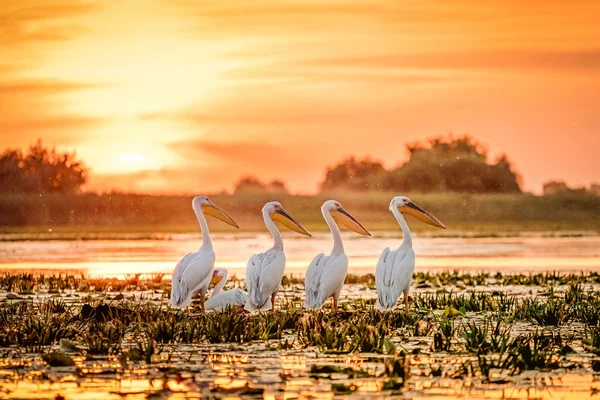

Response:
(117, 152), (152, 168)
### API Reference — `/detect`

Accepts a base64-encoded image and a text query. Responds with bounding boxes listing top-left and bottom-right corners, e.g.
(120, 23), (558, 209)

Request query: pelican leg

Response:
(271, 293), (276, 311)
(403, 293), (409, 313)
(333, 297), (338, 312)
(200, 295), (205, 315)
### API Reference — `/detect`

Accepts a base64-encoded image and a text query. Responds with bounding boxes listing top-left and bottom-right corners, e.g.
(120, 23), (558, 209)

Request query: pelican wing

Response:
(304, 253), (326, 308)
(206, 288), (249, 312)
(169, 252), (193, 306)
(375, 247), (415, 310)
(375, 247), (396, 310)
(304, 253), (348, 309)
(170, 250), (215, 308)
(245, 250), (285, 311)
(394, 248), (415, 296)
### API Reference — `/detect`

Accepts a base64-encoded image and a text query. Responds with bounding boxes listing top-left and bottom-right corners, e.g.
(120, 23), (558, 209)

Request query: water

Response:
(2, 232), (600, 399)
(1, 232), (599, 277)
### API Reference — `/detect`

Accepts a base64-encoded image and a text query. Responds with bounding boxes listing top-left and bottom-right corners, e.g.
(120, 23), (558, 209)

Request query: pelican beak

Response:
(332, 207), (371, 236)
(210, 272), (222, 286)
(272, 208), (312, 237)
(402, 201), (446, 229)
(203, 201), (240, 229)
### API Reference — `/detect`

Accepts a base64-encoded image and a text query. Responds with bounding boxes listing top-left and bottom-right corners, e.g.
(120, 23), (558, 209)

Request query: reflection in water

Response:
(0, 234), (599, 278)
(2, 350), (599, 399)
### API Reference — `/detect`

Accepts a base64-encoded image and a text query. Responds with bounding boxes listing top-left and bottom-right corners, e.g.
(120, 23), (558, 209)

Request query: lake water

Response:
(1, 232), (599, 278)
(2, 232), (600, 400)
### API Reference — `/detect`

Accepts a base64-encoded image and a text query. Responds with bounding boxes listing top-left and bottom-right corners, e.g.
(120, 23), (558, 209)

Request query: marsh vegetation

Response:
(2, 271), (600, 398)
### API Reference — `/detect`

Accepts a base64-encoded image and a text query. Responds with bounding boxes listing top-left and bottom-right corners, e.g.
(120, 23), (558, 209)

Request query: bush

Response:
(321, 135), (521, 193)
(0, 140), (87, 194)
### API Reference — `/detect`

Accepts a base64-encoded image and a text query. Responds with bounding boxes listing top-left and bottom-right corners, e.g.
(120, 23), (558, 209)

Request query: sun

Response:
(115, 153), (154, 172)
(118, 153), (149, 164)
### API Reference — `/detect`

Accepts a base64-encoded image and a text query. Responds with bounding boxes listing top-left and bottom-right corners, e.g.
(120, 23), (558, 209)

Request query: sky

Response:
(1, 0), (599, 194)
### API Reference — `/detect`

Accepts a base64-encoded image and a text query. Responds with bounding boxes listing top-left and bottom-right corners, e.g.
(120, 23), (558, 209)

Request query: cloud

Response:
(222, 66), (460, 87)
(0, 79), (108, 96)
(308, 49), (600, 72)
(0, 115), (105, 133)
(169, 0), (388, 21)
(168, 0), (600, 49)
(0, 78), (109, 147)
(87, 166), (242, 195)
(0, 1), (98, 46)
(171, 138), (311, 164)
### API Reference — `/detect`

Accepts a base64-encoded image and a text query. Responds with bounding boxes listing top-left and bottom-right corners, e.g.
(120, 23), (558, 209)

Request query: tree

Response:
(543, 180), (570, 195)
(266, 179), (288, 194)
(320, 135), (522, 193)
(234, 176), (289, 195)
(320, 156), (385, 192)
(0, 140), (88, 194)
(234, 176), (264, 194)
(542, 180), (592, 196)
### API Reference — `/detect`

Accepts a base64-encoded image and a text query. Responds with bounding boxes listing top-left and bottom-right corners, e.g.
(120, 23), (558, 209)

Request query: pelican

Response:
(376, 196), (445, 312)
(205, 268), (248, 312)
(304, 200), (371, 311)
(245, 201), (311, 312)
(169, 196), (239, 313)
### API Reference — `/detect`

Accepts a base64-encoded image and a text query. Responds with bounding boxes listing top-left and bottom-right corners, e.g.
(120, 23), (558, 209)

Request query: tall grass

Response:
(0, 192), (598, 233)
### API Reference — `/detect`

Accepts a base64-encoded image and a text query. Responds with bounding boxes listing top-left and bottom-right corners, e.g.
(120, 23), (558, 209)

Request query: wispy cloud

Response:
(169, 138), (310, 167)
(307, 49), (600, 71)
(0, 79), (109, 95)
(0, 1), (98, 45)
(0, 78), (109, 146)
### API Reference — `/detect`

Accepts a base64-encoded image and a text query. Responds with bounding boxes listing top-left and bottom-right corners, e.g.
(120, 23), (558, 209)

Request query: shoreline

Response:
(0, 223), (598, 242)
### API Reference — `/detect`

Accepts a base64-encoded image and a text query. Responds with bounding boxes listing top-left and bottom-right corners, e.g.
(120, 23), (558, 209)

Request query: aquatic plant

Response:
(81, 320), (126, 354)
(0, 267), (598, 399)
(525, 298), (573, 326)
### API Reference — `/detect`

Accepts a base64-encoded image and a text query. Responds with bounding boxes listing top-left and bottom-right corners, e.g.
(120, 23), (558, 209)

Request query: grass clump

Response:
(524, 298), (573, 326)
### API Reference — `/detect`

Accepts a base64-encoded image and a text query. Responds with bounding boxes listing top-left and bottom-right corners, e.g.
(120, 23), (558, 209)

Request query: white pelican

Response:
(245, 201), (311, 312)
(169, 196), (239, 313)
(304, 200), (371, 311)
(376, 196), (445, 312)
(205, 268), (248, 312)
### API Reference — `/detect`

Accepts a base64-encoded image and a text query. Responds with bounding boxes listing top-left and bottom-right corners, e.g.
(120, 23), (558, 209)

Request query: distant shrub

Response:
(543, 180), (599, 196)
(0, 139), (87, 194)
(321, 134), (521, 193)
(234, 176), (288, 195)
(320, 157), (386, 192)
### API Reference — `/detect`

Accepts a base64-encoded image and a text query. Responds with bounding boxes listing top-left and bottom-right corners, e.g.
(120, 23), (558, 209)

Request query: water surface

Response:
(1, 232), (598, 277)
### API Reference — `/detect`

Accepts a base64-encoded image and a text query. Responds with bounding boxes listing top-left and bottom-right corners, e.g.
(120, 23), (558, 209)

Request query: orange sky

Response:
(1, 0), (599, 194)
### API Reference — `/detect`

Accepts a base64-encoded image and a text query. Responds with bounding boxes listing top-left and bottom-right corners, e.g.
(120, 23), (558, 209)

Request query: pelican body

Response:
(376, 196), (445, 312)
(169, 196), (239, 313)
(205, 268), (248, 312)
(245, 201), (311, 312)
(304, 200), (371, 311)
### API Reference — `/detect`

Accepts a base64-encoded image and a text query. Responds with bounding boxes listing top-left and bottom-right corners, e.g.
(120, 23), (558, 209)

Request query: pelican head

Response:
(210, 268), (225, 285)
(192, 196), (239, 228)
(390, 196), (446, 229)
(323, 200), (371, 236)
(264, 201), (312, 237)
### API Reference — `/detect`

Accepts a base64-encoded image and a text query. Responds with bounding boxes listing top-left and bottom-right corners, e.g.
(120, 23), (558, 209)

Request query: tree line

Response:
(1, 136), (597, 196)
(0, 140), (87, 194)
(320, 135), (522, 193)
